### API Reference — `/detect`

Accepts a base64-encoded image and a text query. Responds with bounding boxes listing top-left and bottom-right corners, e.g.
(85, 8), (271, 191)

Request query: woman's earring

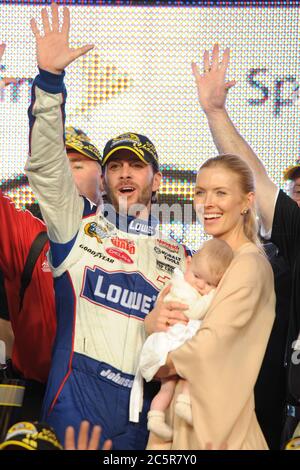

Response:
(242, 208), (249, 215)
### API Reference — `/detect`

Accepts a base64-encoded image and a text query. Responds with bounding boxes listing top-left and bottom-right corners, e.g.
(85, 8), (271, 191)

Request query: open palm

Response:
(64, 421), (112, 450)
(31, 3), (94, 74)
(192, 44), (236, 114)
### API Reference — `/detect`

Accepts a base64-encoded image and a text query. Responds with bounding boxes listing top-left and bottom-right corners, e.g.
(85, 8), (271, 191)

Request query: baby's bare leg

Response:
(180, 380), (190, 396)
(150, 378), (177, 411)
(147, 378), (177, 441)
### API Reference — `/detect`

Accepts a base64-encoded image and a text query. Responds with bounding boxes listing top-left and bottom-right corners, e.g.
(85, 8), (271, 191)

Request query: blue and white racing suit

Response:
(25, 69), (190, 449)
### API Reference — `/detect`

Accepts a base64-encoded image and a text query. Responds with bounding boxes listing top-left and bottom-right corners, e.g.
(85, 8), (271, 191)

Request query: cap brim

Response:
(0, 439), (35, 450)
(66, 143), (99, 162)
(283, 164), (300, 181)
(102, 146), (148, 166)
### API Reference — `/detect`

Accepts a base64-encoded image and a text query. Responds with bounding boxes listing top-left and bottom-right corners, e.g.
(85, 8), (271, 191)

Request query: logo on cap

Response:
(102, 132), (159, 170)
(0, 421), (63, 450)
(65, 126), (102, 163)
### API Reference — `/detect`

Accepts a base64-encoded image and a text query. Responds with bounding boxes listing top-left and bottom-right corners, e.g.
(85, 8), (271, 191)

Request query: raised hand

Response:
(192, 43), (236, 115)
(0, 44), (17, 89)
(64, 420), (112, 450)
(30, 2), (94, 75)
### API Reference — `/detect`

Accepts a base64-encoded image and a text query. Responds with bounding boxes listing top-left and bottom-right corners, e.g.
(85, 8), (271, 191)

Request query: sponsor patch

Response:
(156, 260), (175, 275)
(41, 260), (51, 272)
(106, 247), (133, 264)
(128, 219), (157, 236)
(162, 252), (180, 265)
(81, 267), (158, 319)
(111, 237), (135, 254)
(156, 275), (171, 285)
(154, 247), (180, 265)
(99, 368), (133, 389)
(84, 221), (109, 243)
(79, 244), (114, 263)
(156, 239), (179, 253)
(84, 217), (116, 242)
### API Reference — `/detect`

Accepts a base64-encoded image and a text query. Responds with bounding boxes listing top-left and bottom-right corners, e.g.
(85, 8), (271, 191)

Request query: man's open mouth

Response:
(118, 186), (136, 194)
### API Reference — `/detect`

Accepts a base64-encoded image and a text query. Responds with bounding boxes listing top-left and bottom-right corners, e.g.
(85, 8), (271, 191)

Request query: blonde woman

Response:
(145, 154), (275, 450)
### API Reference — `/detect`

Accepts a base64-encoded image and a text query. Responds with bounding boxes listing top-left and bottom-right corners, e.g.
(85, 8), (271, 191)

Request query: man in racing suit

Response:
(0, 41), (104, 423)
(25, 4), (190, 449)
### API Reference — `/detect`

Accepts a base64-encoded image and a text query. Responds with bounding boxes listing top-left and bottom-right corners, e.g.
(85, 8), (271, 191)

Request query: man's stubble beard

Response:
(104, 185), (153, 216)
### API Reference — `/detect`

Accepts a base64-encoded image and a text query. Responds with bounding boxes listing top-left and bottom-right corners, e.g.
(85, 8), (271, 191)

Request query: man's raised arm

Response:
(25, 3), (94, 244)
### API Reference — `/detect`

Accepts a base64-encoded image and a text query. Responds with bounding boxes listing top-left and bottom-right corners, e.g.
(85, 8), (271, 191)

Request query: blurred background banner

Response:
(0, 0), (299, 248)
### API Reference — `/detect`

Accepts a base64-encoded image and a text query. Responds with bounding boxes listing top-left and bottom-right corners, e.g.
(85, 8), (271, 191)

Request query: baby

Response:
(129, 238), (233, 441)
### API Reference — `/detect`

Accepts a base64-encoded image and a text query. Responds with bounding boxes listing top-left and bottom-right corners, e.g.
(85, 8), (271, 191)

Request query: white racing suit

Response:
(25, 69), (189, 449)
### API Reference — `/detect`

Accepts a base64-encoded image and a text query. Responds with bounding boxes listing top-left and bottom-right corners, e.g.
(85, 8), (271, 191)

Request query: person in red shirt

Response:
(0, 270), (14, 359)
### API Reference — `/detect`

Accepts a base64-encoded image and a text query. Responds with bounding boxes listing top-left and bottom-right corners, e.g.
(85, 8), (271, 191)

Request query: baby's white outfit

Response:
(129, 268), (215, 422)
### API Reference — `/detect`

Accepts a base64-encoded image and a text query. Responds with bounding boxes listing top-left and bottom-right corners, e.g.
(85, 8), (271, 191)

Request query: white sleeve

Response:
(25, 83), (83, 243)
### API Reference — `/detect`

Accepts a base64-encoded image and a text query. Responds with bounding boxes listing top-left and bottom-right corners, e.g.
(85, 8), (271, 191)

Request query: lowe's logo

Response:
(81, 267), (158, 319)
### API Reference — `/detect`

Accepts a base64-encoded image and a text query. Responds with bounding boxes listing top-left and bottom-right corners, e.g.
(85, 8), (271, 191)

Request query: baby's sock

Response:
(147, 410), (173, 441)
(174, 393), (193, 425)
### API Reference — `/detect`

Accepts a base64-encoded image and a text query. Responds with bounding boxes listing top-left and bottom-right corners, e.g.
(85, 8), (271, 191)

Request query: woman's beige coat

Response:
(147, 243), (275, 450)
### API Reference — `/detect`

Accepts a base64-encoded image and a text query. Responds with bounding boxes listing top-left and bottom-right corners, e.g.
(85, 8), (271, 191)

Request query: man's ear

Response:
(152, 171), (162, 193)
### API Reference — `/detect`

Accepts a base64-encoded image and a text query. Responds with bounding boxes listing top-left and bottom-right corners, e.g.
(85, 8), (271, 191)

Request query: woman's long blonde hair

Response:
(199, 154), (264, 253)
